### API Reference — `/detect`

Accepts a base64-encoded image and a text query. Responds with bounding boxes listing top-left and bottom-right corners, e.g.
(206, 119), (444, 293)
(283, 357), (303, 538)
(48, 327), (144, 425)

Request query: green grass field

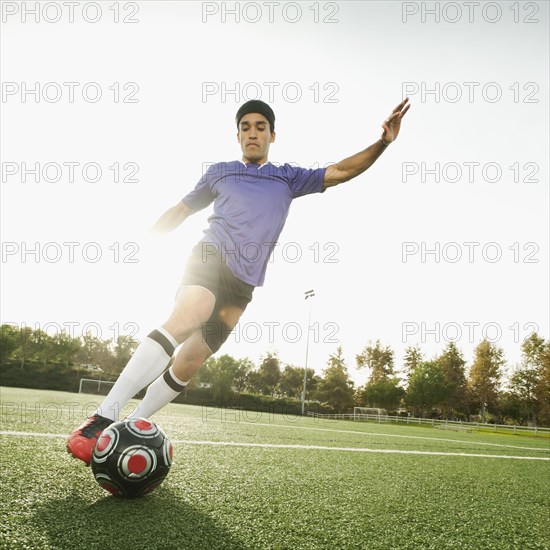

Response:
(1, 387), (549, 550)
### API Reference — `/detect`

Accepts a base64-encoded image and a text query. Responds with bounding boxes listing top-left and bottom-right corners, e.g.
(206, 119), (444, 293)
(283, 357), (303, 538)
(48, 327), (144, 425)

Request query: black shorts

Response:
(180, 242), (255, 353)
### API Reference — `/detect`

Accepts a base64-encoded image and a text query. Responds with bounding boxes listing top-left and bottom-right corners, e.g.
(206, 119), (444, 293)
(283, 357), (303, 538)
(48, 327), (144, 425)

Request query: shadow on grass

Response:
(32, 487), (251, 550)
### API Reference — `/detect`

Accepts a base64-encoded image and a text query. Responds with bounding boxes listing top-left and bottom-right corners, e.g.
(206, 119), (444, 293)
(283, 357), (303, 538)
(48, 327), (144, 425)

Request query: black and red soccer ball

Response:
(91, 418), (173, 498)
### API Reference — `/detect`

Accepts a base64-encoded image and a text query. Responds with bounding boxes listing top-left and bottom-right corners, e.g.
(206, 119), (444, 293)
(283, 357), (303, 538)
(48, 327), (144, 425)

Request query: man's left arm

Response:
(323, 98), (411, 189)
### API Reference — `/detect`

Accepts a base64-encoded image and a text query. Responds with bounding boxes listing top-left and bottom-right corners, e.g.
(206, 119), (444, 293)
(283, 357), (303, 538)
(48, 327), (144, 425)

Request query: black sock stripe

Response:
(148, 329), (175, 356)
(163, 370), (186, 392)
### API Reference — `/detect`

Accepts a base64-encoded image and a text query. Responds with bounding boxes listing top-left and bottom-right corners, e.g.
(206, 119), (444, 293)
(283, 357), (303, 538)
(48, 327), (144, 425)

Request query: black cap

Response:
(235, 100), (275, 133)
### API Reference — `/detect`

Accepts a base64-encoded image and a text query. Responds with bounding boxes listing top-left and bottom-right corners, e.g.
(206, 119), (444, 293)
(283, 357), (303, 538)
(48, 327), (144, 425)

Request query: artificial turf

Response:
(1, 387), (549, 549)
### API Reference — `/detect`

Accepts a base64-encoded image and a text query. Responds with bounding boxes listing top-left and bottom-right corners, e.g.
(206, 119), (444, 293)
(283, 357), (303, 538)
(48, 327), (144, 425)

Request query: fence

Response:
(306, 412), (550, 436)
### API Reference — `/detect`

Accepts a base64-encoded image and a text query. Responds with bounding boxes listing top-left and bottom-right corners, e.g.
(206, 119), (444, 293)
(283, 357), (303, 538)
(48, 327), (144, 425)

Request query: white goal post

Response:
(79, 378), (115, 395)
(353, 407), (389, 421)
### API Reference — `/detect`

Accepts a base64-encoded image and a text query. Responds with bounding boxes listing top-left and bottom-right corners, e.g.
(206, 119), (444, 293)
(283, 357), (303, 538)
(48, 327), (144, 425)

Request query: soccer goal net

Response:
(79, 378), (115, 396)
(353, 407), (389, 422)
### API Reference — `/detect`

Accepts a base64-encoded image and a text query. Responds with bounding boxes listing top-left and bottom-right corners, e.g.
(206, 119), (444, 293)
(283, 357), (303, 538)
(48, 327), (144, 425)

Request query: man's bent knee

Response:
(164, 286), (216, 342)
(202, 321), (233, 354)
(202, 306), (244, 353)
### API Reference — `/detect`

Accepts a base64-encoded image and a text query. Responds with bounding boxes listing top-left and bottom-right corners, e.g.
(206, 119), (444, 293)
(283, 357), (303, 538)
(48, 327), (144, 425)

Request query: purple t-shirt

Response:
(182, 160), (326, 286)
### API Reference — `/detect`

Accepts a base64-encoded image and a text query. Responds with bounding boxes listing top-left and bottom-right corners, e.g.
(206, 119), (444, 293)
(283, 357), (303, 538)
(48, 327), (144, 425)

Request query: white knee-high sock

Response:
(94, 327), (178, 421)
(128, 366), (188, 420)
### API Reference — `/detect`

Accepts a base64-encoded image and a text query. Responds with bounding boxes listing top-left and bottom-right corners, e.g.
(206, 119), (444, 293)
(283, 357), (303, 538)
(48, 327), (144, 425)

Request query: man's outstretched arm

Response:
(323, 98), (411, 189)
(151, 201), (194, 234)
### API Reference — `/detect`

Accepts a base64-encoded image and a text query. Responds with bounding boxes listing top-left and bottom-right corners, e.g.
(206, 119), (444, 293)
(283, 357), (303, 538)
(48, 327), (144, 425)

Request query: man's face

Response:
(237, 113), (276, 164)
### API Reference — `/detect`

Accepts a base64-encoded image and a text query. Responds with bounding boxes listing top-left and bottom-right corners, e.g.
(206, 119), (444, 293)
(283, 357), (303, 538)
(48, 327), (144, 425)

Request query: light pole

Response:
(301, 289), (315, 415)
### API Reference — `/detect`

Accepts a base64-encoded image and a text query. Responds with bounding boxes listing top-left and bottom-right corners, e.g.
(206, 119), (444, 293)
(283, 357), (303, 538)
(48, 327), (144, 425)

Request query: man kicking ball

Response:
(67, 97), (410, 464)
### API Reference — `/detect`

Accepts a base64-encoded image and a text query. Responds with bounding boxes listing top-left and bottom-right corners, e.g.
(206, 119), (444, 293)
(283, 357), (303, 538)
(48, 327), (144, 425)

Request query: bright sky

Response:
(1, 1), (548, 386)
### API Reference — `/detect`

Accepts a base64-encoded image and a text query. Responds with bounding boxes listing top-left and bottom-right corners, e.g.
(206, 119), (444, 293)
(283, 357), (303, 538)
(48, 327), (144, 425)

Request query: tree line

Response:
(1, 324), (548, 426)
(354, 335), (549, 427)
(0, 324), (138, 377)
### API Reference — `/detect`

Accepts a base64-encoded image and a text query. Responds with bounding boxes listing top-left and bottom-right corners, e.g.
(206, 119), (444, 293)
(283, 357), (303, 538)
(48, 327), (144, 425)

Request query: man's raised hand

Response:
(381, 97), (411, 144)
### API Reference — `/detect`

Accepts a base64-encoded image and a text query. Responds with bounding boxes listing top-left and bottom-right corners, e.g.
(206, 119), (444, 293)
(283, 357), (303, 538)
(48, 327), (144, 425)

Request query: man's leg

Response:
(67, 285), (215, 464)
(94, 285), (215, 420)
(129, 305), (245, 419)
(128, 329), (211, 419)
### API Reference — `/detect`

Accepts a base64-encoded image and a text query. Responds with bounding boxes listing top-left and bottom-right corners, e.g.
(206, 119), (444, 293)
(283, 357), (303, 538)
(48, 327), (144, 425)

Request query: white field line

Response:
(0, 431), (66, 438)
(171, 439), (550, 461)
(3, 404), (549, 453)
(1, 431), (549, 462)
(158, 414), (550, 454)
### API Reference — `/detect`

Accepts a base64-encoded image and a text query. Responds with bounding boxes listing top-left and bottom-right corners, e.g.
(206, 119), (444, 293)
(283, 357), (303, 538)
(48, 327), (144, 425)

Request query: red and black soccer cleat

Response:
(66, 414), (113, 465)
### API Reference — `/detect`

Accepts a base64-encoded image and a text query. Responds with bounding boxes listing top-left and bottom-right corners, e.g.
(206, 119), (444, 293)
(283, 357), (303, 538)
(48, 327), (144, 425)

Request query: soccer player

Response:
(67, 98), (410, 464)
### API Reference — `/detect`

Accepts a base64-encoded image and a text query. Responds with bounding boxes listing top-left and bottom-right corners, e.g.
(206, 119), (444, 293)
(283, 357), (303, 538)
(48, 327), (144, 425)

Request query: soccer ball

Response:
(91, 417), (173, 498)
